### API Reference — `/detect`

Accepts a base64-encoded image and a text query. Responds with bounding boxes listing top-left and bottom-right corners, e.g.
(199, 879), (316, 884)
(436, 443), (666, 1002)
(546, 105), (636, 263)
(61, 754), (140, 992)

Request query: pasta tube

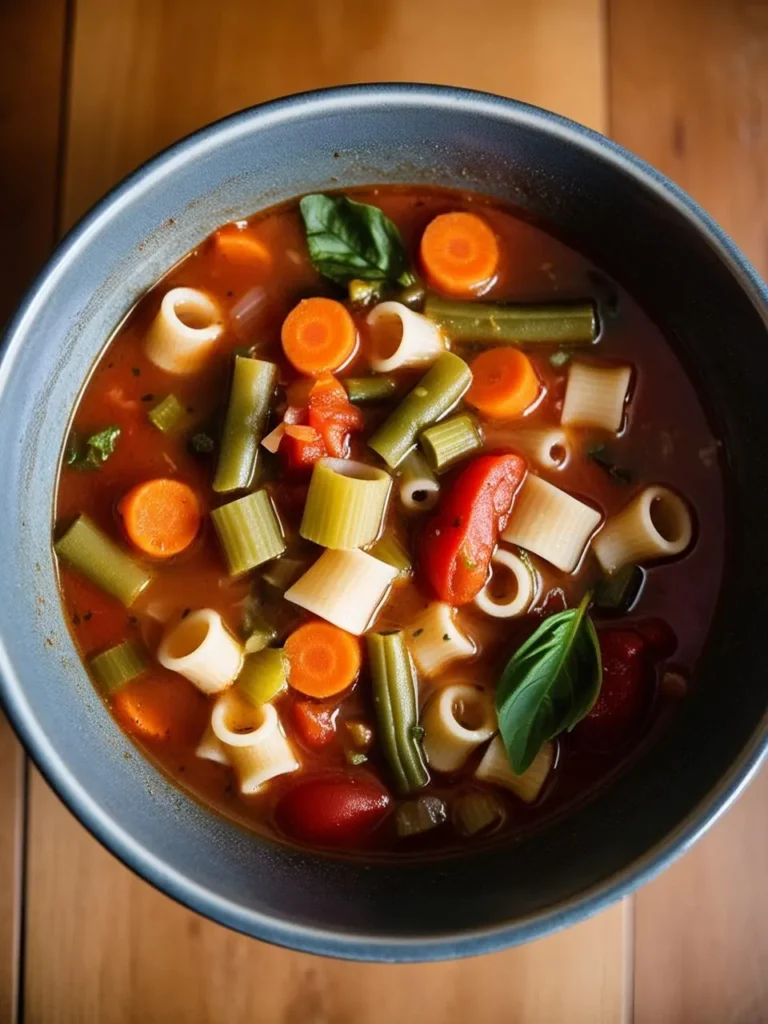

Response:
(475, 736), (554, 803)
(211, 690), (299, 793)
(157, 609), (243, 694)
(593, 485), (693, 575)
(560, 361), (632, 434)
(474, 548), (537, 618)
(366, 301), (445, 372)
(285, 549), (398, 635)
(406, 602), (475, 678)
(422, 684), (496, 772)
(501, 474), (601, 573)
(398, 449), (440, 512)
(145, 287), (224, 374)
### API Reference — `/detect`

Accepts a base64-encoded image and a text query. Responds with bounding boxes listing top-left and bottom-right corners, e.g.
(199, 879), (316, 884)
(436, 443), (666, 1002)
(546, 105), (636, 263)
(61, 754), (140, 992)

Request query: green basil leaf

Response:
(66, 425), (121, 470)
(299, 193), (415, 287)
(495, 594), (602, 774)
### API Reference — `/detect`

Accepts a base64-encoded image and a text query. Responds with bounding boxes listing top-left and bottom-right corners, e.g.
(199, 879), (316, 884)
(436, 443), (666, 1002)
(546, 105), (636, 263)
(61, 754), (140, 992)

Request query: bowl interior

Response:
(0, 86), (766, 960)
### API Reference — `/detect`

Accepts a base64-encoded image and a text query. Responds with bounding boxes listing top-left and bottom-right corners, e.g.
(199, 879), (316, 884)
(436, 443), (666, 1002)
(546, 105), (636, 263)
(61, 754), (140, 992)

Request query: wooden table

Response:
(1, 1), (766, 1021)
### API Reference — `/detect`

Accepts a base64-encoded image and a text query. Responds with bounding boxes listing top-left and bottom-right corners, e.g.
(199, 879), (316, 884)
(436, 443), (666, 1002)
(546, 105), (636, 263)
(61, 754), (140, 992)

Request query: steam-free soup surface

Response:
(54, 186), (724, 855)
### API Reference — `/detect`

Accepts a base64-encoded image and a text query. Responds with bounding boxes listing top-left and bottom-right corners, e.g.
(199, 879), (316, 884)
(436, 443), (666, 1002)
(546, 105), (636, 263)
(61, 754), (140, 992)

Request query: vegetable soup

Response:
(54, 187), (724, 854)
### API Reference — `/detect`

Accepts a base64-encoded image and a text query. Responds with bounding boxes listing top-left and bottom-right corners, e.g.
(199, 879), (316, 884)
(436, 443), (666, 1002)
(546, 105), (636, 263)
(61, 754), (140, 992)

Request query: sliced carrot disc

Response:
(281, 297), (357, 375)
(420, 211), (500, 297)
(118, 478), (201, 558)
(214, 225), (272, 266)
(284, 621), (361, 698)
(466, 347), (541, 419)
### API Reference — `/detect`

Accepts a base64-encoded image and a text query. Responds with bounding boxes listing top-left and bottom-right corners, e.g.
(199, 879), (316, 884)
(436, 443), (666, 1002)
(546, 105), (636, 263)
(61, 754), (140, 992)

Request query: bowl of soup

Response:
(1, 84), (766, 961)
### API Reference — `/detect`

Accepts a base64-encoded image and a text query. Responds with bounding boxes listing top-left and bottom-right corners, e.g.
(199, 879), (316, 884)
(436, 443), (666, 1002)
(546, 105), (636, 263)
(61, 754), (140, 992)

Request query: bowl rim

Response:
(1, 82), (767, 962)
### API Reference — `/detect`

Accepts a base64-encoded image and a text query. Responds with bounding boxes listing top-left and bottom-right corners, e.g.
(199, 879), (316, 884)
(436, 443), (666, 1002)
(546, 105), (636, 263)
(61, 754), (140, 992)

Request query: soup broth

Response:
(54, 187), (724, 854)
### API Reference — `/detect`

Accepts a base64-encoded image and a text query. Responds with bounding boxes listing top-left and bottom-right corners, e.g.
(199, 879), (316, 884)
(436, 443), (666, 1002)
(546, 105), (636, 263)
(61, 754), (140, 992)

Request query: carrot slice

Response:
(284, 621), (361, 698)
(465, 348), (541, 419)
(118, 478), (201, 558)
(214, 225), (272, 266)
(281, 297), (357, 375)
(112, 675), (205, 741)
(420, 212), (500, 297)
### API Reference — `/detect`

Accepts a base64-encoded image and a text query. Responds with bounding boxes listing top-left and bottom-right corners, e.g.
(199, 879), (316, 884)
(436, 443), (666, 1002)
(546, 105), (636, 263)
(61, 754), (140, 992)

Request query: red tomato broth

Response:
(54, 186), (724, 857)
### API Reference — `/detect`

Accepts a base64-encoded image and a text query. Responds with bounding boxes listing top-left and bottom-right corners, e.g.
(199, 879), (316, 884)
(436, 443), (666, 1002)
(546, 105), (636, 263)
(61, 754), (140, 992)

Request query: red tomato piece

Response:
(293, 701), (338, 748)
(278, 375), (363, 469)
(420, 453), (527, 605)
(275, 773), (391, 846)
(576, 628), (651, 750)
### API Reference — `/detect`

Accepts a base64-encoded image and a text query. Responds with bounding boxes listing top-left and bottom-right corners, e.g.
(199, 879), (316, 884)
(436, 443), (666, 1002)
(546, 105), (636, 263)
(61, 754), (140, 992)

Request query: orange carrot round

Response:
(214, 225), (272, 266)
(118, 478), (201, 558)
(112, 675), (205, 741)
(281, 297), (357, 375)
(284, 621), (361, 698)
(465, 348), (541, 419)
(420, 212), (500, 297)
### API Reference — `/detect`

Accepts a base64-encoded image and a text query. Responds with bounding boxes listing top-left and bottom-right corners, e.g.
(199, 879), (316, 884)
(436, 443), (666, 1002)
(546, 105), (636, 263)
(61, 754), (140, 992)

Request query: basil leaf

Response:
(66, 425), (121, 470)
(299, 193), (415, 288)
(495, 594), (602, 774)
(588, 443), (632, 484)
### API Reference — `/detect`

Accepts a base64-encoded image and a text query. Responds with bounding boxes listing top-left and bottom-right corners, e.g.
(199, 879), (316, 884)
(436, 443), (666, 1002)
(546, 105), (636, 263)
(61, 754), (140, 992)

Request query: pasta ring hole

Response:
(452, 694), (488, 731)
(650, 493), (687, 544)
(549, 443), (567, 466)
(164, 614), (210, 658)
(486, 562), (519, 605)
(369, 313), (404, 362)
(174, 298), (218, 331)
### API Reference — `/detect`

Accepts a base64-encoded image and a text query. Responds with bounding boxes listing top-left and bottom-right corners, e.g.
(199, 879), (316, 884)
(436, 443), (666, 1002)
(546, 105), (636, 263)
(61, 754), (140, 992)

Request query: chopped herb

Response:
(588, 443), (632, 484)
(412, 628), (424, 638)
(83, 611), (93, 622)
(442, 633), (450, 641)
(189, 432), (215, 455)
(345, 751), (369, 766)
(140, 393), (155, 402)
(410, 725), (425, 742)
(131, 367), (141, 377)
(452, 517), (462, 528)
(66, 425), (121, 470)
(181, 608), (191, 619)
(71, 613), (80, 625)
(549, 350), (571, 368)
(128, 615), (138, 626)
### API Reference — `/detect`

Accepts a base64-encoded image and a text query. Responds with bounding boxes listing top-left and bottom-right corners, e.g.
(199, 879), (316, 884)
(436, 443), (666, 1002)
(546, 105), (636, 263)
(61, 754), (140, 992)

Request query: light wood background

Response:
(0, 0), (766, 1021)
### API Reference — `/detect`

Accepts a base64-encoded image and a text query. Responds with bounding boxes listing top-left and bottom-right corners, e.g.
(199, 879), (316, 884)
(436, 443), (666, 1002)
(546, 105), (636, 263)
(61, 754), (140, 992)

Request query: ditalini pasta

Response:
(422, 684), (496, 772)
(486, 426), (571, 471)
(560, 361), (632, 434)
(366, 301), (445, 372)
(502, 474), (602, 573)
(407, 602), (476, 677)
(210, 691), (299, 793)
(157, 609), (243, 694)
(593, 485), (693, 574)
(55, 183), (720, 856)
(145, 287), (224, 374)
(398, 449), (440, 511)
(474, 548), (538, 618)
(475, 736), (554, 803)
(195, 723), (230, 765)
(285, 549), (398, 635)
(300, 458), (392, 549)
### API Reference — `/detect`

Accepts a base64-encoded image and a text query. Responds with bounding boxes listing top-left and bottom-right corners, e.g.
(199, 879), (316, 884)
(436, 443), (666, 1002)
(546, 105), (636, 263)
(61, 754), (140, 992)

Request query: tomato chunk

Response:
(420, 453), (527, 605)
(279, 375), (363, 470)
(275, 773), (391, 846)
(576, 628), (651, 749)
(293, 701), (338, 748)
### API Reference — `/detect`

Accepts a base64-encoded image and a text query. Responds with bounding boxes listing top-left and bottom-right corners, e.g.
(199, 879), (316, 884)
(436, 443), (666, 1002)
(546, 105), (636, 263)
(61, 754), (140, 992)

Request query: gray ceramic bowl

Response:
(1, 84), (767, 962)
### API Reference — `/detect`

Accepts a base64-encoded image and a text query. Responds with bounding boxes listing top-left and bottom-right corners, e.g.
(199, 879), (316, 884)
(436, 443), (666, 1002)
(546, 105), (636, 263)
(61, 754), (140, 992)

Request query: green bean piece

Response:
(342, 376), (399, 404)
(148, 394), (185, 434)
(420, 413), (482, 472)
(368, 530), (412, 578)
(452, 791), (505, 837)
(90, 640), (148, 692)
(367, 631), (429, 794)
(398, 281), (427, 311)
(424, 296), (598, 346)
(211, 490), (286, 577)
(236, 648), (289, 705)
(55, 515), (152, 607)
(213, 356), (277, 493)
(368, 352), (472, 469)
(395, 796), (448, 837)
(594, 564), (644, 612)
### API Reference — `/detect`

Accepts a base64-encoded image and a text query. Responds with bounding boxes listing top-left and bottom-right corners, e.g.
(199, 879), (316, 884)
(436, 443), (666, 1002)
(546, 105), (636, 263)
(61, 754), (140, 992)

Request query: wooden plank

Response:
(609, 1), (768, 1021)
(0, 1), (68, 1019)
(24, 1), (626, 1021)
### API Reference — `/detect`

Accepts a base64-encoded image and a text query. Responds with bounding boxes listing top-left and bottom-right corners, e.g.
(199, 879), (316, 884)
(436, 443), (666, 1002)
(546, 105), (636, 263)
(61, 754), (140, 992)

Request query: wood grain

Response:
(24, 2), (625, 1022)
(609, 1), (768, 1021)
(0, 0), (68, 1019)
